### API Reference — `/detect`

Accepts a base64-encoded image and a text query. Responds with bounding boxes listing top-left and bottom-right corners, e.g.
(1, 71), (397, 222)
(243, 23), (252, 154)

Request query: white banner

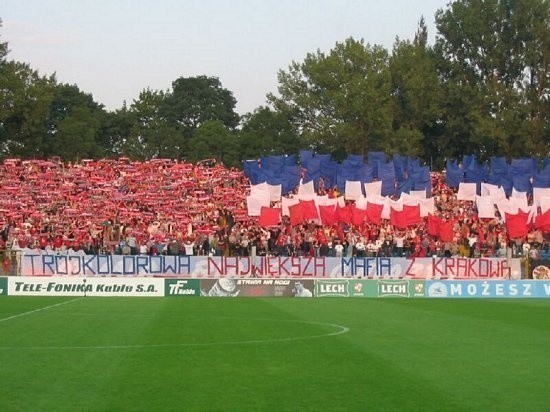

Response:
(19, 253), (522, 280)
(8, 276), (164, 296)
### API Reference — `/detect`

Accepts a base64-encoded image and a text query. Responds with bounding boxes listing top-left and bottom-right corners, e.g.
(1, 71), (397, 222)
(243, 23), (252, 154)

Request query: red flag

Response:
(335, 204), (352, 224)
(505, 211), (529, 239)
(427, 214), (440, 237)
(351, 206), (366, 226)
(258, 207), (281, 227)
(319, 205), (336, 226)
(390, 207), (405, 229)
(299, 199), (319, 220)
(366, 202), (383, 224)
(439, 220), (455, 242)
(403, 204), (421, 226)
(535, 210), (550, 233)
(391, 205), (421, 229)
(289, 203), (305, 227)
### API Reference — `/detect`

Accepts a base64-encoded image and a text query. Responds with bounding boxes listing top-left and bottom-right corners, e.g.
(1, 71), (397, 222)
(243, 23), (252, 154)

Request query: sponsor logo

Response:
(0, 277), (6, 295)
(165, 279), (199, 296)
(413, 282), (424, 296)
(427, 282), (448, 297)
(377, 280), (409, 297)
(9, 277), (163, 296)
(316, 280), (349, 297)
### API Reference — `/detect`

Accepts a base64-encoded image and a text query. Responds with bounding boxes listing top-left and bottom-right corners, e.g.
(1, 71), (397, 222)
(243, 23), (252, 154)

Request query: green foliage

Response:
(0, 61), (55, 157)
(98, 104), (135, 158)
(49, 106), (100, 160)
(126, 88), (184, 159)
(434, 0), (549, 160)
(0, 19), (7, 63)
(187, 120), (239, 167)
(162, 76), (239, 138)
(269, 38), (393, 156)
(238, 106), (302, 159)
(390, 18), (444, 160)
(43, 83), (106, 160)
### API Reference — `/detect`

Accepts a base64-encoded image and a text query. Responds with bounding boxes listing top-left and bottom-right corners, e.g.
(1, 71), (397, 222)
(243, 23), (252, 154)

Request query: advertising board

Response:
(7, 276), (164, 297)
(200, 278), (314, 297)
(425, 280), (550, 298)
(0, 276), (6, 296)
(164, 279), (200, 296)
(315, 279), (424, 298)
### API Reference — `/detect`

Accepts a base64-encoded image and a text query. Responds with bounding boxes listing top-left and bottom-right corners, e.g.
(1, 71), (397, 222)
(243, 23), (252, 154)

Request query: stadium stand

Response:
(0, 154), (548, 274)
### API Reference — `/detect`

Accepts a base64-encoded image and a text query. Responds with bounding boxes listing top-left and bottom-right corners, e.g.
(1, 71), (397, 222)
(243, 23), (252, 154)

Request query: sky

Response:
(1, 0), (451, 115)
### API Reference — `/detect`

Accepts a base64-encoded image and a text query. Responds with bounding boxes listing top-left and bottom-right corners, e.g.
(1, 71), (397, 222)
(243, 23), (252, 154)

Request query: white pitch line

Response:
(0, 298), (81, 323)
(0, 318), (350, 350)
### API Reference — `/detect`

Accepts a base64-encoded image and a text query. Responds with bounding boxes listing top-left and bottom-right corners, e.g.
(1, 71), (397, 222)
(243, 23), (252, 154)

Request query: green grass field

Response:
(1, 297), (549, 411)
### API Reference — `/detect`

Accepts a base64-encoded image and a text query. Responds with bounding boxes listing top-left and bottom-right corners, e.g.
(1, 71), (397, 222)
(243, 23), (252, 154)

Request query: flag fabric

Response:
(314, 194), (329, 206)
(250, 182), (269, 198)
(418, 197), (435, 217)
(457, 182), (477, 201)
(288, 203), (305, 226)
(364, 181), (382, 197)
(355, 195), (367, 210)
(246, 195), (269, 216)
(319, 205), (337, 226)
(390, 207), (404, 229)
(299, 199), (319, 220)
(410, 189), (427, 199)
(496, 199), (517, 223)
(351, 206), (366, 226)
(480, 182), (505, 200)
(345, 180), (363, 200)
(439, 220), (455, 242)
(258, 207), (281, 227)
(505, 211), (530, 239)
(390, 205), (421, 229)
(533, 187), (550, 207)
(535, 210), (550, 233)
(427, 214), (440, 237)
(267, 183), (282, 202)
(403, 204), (421, 226)
(366, 202), (383, 224)
(281, 196), (300, 217)
(297, 180), (315, 200)
(476, 196), (496, 219)
(335, 204), (352, 224)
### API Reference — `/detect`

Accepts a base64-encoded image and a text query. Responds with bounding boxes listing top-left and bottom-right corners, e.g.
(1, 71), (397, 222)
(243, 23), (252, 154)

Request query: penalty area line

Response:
(0, 298), (81, 323)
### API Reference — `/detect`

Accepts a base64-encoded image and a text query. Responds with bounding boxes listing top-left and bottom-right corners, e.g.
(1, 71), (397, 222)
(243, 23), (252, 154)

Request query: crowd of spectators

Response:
(0, 157), (549, 269)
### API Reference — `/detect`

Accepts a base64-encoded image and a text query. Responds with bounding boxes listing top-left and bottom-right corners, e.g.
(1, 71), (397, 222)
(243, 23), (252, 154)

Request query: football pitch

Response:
(1, 297), (549, 411)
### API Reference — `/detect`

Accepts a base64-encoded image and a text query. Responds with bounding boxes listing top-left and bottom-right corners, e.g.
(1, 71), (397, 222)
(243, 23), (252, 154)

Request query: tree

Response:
(49, 106), (100, 160)
(238, 106), (302, 159)
(0, 61), (55, 157)
(187, 120), (239, 167)
(390, 18), (444, 163)
(0, 19), (7, 63)
(126, 88), (183, 159)
(162, 76), (239, 139)
(43, 83), (106, 159)
(434, 0), (549, 159)
(99, 102), (136, 158)
(269, 38), (393, 156)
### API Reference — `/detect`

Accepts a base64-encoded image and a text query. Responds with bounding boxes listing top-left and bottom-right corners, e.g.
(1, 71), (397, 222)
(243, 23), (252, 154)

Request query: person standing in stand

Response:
(183, 237), (195, 256)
